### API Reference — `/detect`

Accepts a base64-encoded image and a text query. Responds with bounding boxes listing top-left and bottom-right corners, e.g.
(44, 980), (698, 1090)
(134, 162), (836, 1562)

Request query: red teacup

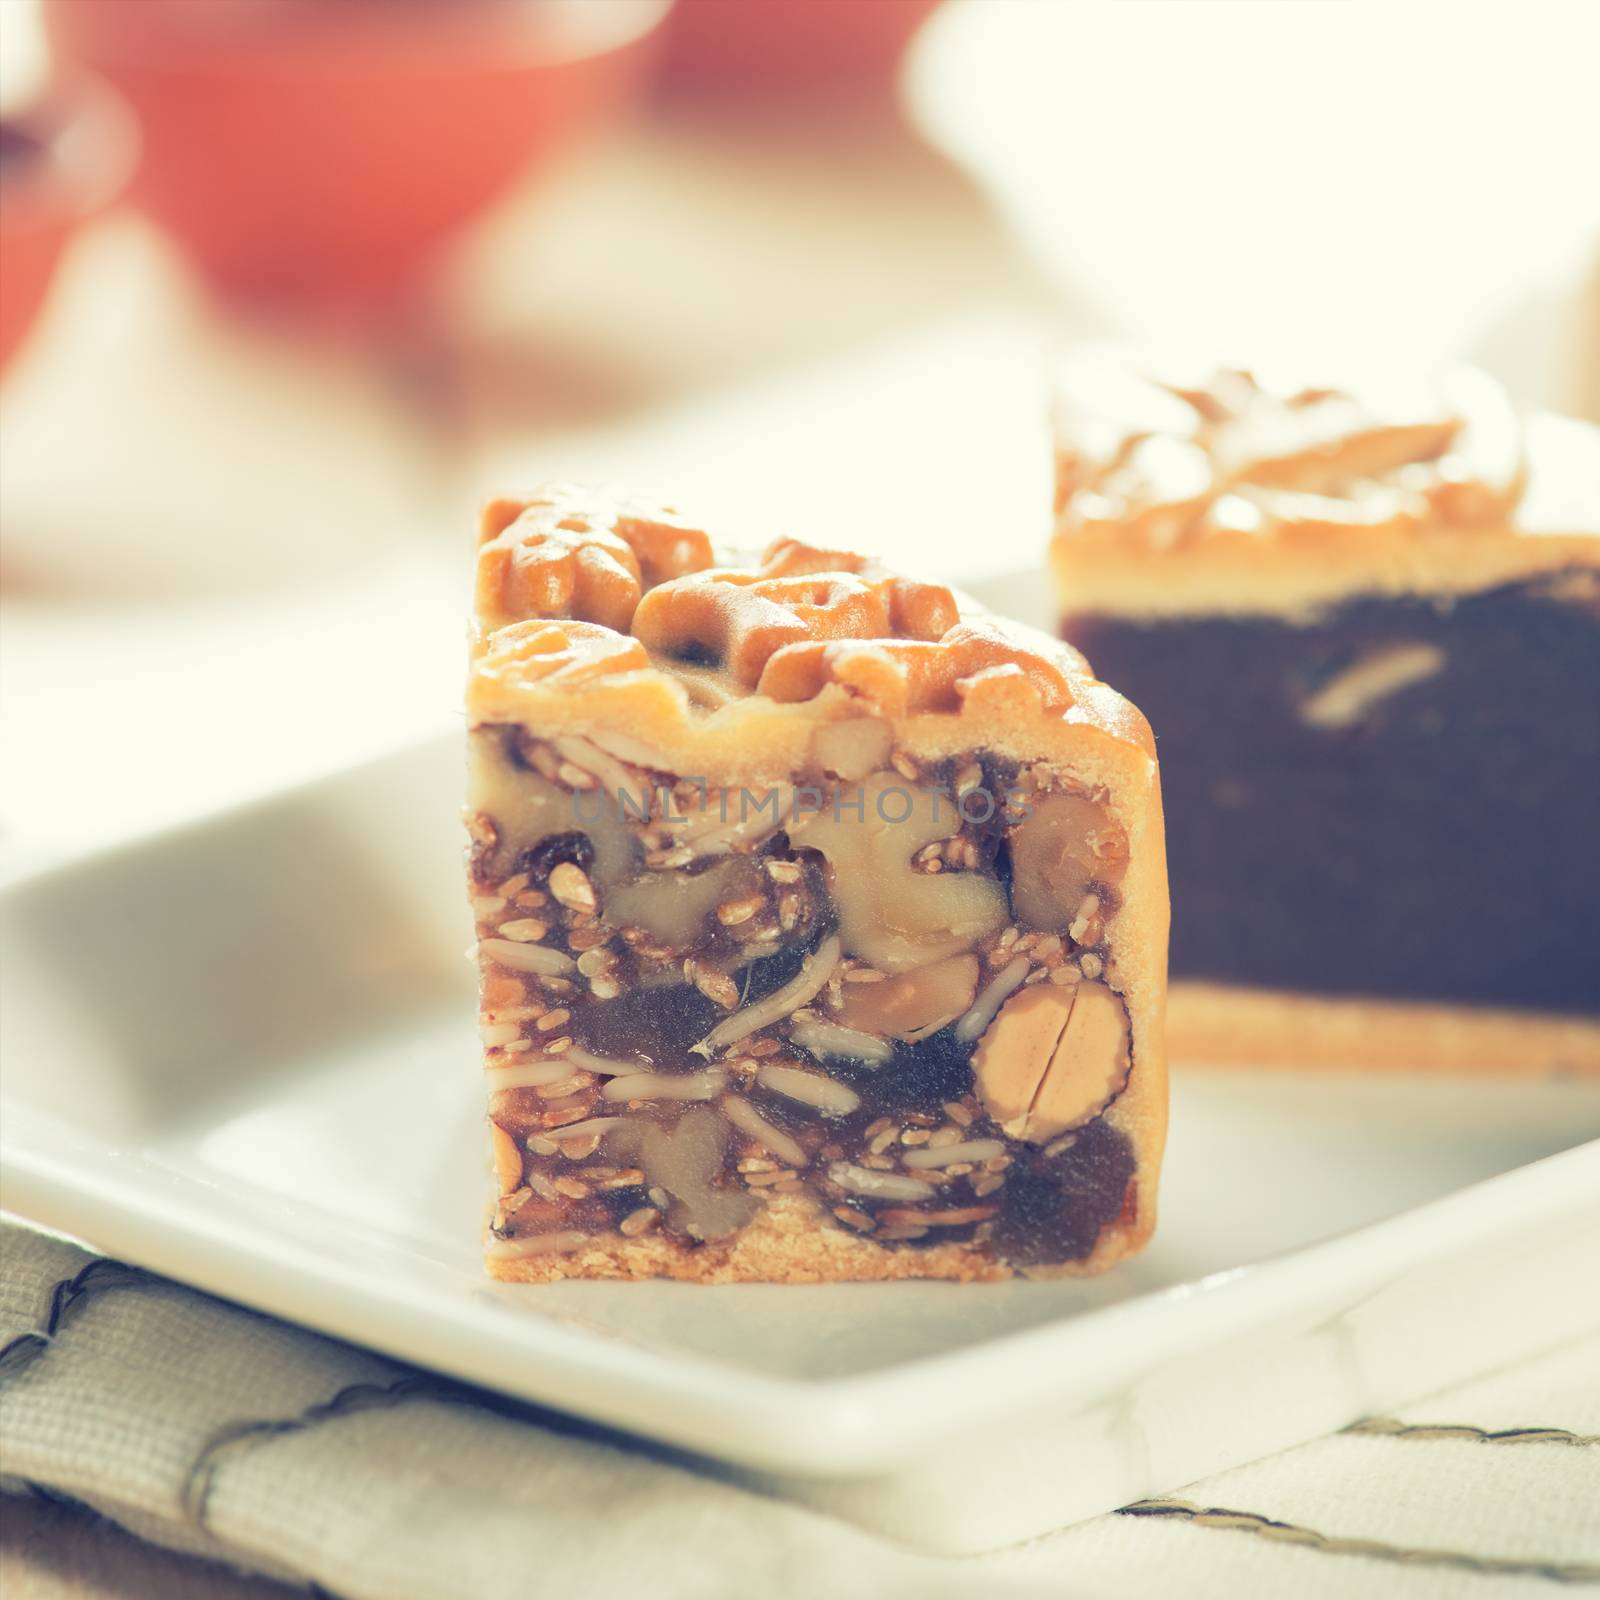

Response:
(45, 0), (672, 306)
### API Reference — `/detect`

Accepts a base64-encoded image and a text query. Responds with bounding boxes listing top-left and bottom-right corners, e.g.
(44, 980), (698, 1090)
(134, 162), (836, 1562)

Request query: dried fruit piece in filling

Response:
(469, 489), (1167, 1282)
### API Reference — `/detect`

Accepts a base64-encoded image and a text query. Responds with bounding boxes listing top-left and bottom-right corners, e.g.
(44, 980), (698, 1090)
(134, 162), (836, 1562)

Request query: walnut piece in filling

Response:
(469, 490), (1167, 1282)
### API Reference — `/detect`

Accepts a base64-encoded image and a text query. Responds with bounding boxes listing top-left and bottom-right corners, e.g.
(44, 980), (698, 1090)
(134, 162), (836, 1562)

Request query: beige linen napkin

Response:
(2, 1222), (1596, 1600)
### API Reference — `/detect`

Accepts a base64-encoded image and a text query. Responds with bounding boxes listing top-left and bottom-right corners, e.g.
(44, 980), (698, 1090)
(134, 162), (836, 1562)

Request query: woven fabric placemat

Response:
(2, 1222), (1596, 1600)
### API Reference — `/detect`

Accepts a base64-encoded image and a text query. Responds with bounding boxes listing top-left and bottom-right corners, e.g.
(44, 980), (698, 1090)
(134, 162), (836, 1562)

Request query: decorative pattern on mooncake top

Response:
(473, 500), (1094, 722)
(475, 485), (714, 639)
(1052, 356), (1528, 549)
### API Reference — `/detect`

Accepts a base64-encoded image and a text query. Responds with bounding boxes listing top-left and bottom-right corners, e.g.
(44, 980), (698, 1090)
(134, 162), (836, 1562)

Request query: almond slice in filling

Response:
(972, 981), (1131, 1143)
(1023, 982), (1131, 1144)
(971, 985), (1073, 1133)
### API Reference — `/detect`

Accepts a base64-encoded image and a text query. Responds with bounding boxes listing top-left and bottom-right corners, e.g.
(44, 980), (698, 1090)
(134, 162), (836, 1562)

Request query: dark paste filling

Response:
(1065, 572), (1600, 1012)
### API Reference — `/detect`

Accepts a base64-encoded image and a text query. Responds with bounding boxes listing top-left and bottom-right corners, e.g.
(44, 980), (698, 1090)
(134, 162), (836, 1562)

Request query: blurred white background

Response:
(912, 0), (1600, 398)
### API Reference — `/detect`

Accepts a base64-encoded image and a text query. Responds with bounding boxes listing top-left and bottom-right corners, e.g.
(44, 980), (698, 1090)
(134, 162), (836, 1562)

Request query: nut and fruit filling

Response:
(471, 725), (1140, 1271)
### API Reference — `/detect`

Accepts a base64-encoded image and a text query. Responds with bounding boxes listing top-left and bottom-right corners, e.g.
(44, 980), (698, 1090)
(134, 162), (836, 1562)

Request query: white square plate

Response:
(3, 736), (1598, 1553)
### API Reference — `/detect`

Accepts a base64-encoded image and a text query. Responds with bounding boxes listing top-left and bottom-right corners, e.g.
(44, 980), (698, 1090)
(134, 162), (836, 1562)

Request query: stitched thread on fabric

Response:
(1118, 1499), (1600, 1583)
(180, 1376), (478, 1533)
(1346, 1417), (1600, 1448)
(0, 1259), (150, 1377)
